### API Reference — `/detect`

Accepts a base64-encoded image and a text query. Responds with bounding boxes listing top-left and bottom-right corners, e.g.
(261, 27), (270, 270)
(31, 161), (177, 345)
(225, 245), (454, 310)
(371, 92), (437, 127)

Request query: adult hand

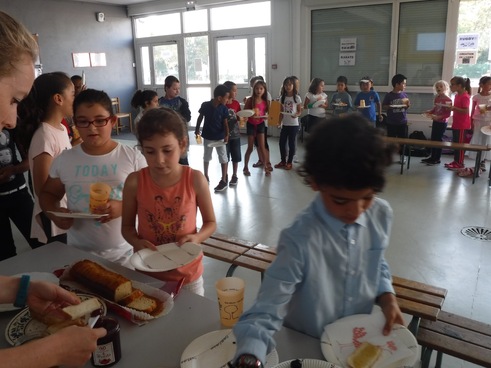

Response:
(27, 280), (81, 317)
(378, 292), (404, 335)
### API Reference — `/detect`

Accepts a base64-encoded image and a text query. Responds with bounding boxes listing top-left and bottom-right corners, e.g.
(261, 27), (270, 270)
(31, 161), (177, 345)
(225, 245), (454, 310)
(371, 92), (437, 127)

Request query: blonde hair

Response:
(433, 80), (450, 96)
(0, 11), (38, 78)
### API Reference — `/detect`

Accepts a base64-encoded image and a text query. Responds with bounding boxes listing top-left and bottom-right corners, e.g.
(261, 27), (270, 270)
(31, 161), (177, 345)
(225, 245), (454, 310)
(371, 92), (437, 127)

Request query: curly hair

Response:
(298, 115), (395, 192)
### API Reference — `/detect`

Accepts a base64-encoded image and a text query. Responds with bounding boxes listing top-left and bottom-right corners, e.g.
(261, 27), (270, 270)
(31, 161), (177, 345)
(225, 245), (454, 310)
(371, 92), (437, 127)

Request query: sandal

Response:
(264, 169), (271, 177)
(252, 160), (263, 168)
(457, 167), (481, 177)
(266, 163), (273, 172)
(243, 168), (251, 176)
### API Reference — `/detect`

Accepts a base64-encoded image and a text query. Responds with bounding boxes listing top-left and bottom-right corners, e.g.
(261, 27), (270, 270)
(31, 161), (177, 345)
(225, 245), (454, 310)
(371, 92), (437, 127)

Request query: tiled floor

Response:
(13, 131), (489, 367)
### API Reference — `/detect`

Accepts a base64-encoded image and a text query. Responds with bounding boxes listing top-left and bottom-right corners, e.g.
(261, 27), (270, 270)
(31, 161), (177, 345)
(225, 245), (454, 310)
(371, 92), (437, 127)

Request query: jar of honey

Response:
(91, 317), (122, 367)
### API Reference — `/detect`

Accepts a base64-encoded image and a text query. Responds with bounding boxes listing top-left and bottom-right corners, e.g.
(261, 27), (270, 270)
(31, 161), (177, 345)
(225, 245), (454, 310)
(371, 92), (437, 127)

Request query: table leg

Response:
(399, 145), (406, 175)
(406, 148), (411, 170)
(472, 151), (482, 184)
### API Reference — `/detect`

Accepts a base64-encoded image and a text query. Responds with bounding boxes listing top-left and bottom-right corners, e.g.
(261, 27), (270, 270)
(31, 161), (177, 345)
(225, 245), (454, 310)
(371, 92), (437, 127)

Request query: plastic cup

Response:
(89, 183), (111, 213)
(215, 277), (245, 327)
(479, 104), (487, 114)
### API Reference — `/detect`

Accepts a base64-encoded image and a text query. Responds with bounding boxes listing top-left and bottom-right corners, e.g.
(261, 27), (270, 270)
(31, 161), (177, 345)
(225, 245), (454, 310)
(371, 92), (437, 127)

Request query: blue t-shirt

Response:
(383, 91), (409, 124)
(330, 91), (354, 116)
(199, 100), (228, 140)
(354, 90), (380, 122)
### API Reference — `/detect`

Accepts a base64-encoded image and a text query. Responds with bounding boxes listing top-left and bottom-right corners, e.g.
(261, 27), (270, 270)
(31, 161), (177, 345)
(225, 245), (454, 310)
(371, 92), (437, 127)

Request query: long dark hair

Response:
(131, 89), (158, 109)
(451, 76), (472, 95)
(17, 71), (71, 150)
(280, 76), (298, 104)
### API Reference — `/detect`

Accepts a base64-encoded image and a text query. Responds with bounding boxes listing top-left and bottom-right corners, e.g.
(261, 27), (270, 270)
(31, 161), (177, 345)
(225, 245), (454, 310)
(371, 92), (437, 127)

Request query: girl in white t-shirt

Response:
(468, 76), (491, 170)
(304, 78), (328, 133)
(17, 72), (74, 244)
(274, 77), (302, 170)
(40, 89), (147, 266)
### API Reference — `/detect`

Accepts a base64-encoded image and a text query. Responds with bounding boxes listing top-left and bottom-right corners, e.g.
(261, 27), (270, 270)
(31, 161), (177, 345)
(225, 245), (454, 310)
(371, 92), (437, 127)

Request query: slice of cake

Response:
(347, 342), (382, 368)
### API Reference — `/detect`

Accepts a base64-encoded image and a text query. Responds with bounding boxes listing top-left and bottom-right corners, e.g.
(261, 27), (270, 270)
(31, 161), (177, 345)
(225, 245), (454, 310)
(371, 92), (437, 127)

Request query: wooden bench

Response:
(417, 310), (491, 367)
(384, 136), (491, 184)
(202, 233), (447, 335)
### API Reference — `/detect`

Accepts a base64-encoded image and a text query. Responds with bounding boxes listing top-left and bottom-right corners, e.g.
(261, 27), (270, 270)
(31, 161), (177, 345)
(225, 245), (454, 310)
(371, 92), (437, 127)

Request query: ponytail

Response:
(464, 78), (472, 95)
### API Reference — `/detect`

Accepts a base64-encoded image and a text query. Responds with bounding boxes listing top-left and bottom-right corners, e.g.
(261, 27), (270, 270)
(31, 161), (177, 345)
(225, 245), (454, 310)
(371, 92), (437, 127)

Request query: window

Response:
(185, 36), (210, 84)
(134, 13), (181, 38)
(183, 9), (208, 33)
(210, 1), (271, 31)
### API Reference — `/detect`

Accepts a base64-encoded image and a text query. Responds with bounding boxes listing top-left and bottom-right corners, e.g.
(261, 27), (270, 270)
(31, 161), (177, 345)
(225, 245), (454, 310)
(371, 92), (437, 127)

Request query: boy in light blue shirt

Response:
(230, 115), (403, 368)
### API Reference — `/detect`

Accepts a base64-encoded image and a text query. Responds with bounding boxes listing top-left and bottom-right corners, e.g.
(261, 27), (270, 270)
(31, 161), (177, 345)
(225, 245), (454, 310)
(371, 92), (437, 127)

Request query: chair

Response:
(111, 97), (133, 134)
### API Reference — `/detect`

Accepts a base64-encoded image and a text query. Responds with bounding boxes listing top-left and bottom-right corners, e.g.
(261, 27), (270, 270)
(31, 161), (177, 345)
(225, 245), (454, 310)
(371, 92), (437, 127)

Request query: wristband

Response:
(14, 275), (30, 308)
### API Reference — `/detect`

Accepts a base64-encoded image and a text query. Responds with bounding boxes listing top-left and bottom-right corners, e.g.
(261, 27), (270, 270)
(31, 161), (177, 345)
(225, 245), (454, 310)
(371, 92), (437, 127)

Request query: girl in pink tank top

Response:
(122, 108), (216, 295)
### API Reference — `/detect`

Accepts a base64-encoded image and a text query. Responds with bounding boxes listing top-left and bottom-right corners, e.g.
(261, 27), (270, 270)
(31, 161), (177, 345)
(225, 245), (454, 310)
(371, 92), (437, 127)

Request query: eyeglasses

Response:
(74, 116), (112, 128)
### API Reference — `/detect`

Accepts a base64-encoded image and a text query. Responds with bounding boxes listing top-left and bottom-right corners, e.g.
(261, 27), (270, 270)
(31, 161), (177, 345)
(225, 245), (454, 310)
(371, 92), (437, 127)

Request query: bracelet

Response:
(14, 275), (30, 308)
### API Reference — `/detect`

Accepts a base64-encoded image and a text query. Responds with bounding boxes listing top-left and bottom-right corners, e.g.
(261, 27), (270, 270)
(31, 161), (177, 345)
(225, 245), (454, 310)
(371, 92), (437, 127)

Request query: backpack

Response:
(405, 130), (430, 157)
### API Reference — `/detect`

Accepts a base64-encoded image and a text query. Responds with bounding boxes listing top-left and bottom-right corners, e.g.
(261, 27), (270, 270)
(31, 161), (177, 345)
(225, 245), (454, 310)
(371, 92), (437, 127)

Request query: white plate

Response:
(272, 359), (340, 368)
(435, 103), (452, 107)
(481, 126), (491, 136)
(389, 105), (407, 108)
(252, 115), (268, 119)
(281, 111), (295, 115)
(237, 110), (255, 118)
(0, 273), (60, 312)
(47, 211), (108, 219)
(320, 310), (418, 368)
(313, 100), (326, 108)
(130, 242), (202, 272)
(5, 293), (107, 346)
(357, 105), (370, 109)
(207, 141), (227, 148)
(180, 329), (279, 368)
(332, 103), (347, 107)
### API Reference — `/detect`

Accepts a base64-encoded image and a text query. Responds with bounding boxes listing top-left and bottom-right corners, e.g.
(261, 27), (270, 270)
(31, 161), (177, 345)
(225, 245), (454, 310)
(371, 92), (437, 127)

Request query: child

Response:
(131, 89), (159, 126)
(421, 80), (452, 165)
(39, 89), (147, 266)
(330, 75), (354, 117)
(194, 84), (230, 191)
(224, 81), (242, 186)
(17, 72), (74, 245)
(159, 76), (191, 165)
(230, 115), (403, 367)
(468, 76), (491, 171)
(274, 76), (302, 170)
(354, 76), (382, 126)
(121, 107), (216, 295)
(303, 78), (327, 132)
(243, 80), (271, 176)
(382, 74), (410, 138)
(445, 76), (471, 170)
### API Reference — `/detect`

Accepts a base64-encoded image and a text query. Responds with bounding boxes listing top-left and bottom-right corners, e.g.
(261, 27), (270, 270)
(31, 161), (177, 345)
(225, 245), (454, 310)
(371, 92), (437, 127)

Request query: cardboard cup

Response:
(89, 183), (111, 213)
(215, 277), (245, 327)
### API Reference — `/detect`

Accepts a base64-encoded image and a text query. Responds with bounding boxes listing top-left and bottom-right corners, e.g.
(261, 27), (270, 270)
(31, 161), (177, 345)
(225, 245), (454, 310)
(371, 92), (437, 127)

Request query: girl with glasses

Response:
(39, 89), (147, 266)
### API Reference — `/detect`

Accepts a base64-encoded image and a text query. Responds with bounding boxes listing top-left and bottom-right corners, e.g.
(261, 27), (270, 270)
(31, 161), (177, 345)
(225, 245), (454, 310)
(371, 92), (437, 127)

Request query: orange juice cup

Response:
(89, 183), (111, 213)
(215, 277), (245, 327)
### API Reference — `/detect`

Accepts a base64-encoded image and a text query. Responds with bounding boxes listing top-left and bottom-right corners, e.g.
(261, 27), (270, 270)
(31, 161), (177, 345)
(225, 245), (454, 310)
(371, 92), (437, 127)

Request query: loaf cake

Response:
(347, 342), (382, 368)
(69, 260), (132, 302)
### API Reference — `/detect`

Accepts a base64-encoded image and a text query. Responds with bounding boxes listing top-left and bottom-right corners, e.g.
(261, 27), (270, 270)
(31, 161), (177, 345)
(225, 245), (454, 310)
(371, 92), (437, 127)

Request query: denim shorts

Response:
(246, 122), (266, 136)
(203, 139), (228, 163)
(227, 138), (242, 163)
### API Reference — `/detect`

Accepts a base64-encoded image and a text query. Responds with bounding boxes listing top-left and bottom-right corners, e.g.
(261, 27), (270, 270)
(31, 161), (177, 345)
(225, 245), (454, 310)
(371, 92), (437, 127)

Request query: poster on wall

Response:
(90, 53), (107, 67)
(339, 52), (356, 66)
(457, 33), (479, 50)
(72, 53), (91, 68)
(340, 37), (356, 52)
(456, 50), (477, 65)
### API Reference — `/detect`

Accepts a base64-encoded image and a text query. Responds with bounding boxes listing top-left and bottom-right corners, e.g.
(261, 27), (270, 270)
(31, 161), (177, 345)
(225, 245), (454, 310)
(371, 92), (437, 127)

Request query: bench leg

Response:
(473, 151), (482, 184)
(420, 346), (433, 368)
(435, 351), (443, 368)
(407, 316), (420, 335)
(226, 264), (238, 277)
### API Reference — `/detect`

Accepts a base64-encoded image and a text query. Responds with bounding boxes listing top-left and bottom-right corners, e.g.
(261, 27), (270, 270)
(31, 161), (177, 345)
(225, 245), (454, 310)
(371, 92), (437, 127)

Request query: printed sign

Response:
(340, 37), (357, 52)
(456, 50), (477, 65)
(457, 33), (479, 50)
(339, 52), (356, 66)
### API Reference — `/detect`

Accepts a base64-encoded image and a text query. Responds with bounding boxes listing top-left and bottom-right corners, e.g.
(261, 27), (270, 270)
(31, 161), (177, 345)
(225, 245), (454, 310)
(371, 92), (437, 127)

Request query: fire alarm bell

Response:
(96, 12), (105, 22)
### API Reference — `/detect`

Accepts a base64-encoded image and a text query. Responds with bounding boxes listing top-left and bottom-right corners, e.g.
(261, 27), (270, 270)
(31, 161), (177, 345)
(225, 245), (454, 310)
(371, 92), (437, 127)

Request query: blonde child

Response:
(17, 72), (74, 245)
(122, 108), (216, 295)
(468, 76), (491, 171)
(274, 76), (302, 170)
(303, 78), (327, 132)
(330, 76), (353, 116)
(40, 89), (147, 266)
(445, 77), (471, 170)
(131, 89), (159, 126)
(421, 80), (452, 165)
(244, 80), (271, 176)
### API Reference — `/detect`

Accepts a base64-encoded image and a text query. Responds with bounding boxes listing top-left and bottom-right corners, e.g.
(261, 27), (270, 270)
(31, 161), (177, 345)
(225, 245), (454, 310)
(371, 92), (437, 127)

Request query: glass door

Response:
(214, 35), (268, 102)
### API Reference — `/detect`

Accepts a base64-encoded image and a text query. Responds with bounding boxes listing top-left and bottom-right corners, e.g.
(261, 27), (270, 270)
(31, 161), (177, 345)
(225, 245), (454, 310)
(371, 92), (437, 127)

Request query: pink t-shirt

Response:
(247, 99), (267, 125)
(136, 166), (203, 283)
(452, 92), (471, 130)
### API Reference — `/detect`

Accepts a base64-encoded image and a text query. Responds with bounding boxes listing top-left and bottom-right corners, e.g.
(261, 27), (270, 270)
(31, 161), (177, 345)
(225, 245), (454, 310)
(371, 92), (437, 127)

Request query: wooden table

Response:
(0, 243), (325, 367)
(384, 136), (491, 184)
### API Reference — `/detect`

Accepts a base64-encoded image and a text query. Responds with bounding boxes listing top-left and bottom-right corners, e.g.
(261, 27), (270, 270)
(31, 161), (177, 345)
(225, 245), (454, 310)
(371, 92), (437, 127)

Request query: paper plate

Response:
(272, 359), (340, 368)
(5, 293), (107, 346)
(389, 105), (407, 108)
(207, 141), (227, 148)
(0, 273), (60, 312)
(180, 329), (279, 368)
(435, 103), (452, 108)
(130, 242), (202, 272)
(332, 103), (347, 107)
(313, 100), (326, 108)
(47, 211), (108, 219)
(357, 105), (370, 109)
(237, 110), (255, 118)
(481, 126), (491, 136)
(320, 310), (418, 368)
